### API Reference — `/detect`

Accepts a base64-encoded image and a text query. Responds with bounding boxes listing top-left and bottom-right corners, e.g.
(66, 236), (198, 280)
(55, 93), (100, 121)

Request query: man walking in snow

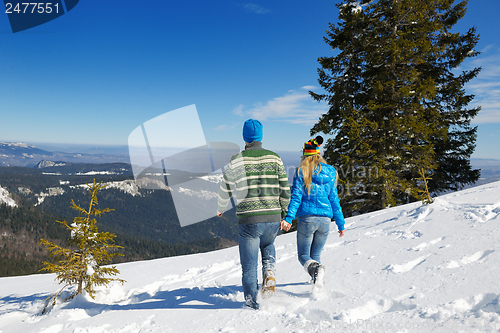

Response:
(217, 119), (290, 310)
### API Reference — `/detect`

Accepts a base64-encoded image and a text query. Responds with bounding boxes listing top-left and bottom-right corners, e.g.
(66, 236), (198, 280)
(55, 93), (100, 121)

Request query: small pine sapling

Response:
(39, 180), (125, 314)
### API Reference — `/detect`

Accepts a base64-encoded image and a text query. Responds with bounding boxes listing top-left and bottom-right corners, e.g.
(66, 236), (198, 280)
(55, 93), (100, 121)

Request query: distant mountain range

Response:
(0, 142), (130, 167)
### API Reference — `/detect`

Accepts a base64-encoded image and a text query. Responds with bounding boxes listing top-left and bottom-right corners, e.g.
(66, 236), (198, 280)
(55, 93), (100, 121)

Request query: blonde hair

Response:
(299, 154), (327, 194)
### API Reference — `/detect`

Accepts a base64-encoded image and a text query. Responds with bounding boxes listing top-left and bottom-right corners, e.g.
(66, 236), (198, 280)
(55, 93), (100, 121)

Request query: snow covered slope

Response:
(0, 186), (17, 207)
(1, 182), (500, 332)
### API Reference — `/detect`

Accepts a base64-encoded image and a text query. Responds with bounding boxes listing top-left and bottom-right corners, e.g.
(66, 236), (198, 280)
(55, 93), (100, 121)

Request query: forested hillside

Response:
(0, 164), (238, 277)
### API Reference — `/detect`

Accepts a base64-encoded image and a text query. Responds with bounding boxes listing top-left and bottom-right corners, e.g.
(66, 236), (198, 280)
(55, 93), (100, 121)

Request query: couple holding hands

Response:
(217, 119), (345, 310)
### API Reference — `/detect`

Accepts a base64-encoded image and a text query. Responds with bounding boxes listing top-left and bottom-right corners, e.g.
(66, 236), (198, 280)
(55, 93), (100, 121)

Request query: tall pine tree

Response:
(311, 0), (481, 215)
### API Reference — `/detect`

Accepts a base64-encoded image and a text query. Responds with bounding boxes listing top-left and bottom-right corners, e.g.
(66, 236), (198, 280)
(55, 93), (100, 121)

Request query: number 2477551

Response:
(5, 3), (59, 14)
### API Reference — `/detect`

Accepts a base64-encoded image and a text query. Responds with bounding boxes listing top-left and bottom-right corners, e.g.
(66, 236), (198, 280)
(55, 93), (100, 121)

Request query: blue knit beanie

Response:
(242, 119), (263, 143)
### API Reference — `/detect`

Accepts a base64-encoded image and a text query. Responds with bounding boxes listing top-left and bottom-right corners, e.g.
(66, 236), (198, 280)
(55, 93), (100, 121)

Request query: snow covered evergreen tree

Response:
(39, 180), (125, 313)
(310, 0), (481, 215)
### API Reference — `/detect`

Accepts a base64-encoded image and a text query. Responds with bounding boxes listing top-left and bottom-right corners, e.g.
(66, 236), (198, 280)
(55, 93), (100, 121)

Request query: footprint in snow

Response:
(446, 250), (494, 269)
(384, 255), (429, 273)
(409, 237), (445, 251)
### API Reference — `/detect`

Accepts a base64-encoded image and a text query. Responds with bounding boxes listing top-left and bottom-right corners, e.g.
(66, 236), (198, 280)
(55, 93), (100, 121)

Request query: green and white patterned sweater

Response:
(217, 141), (290, 224)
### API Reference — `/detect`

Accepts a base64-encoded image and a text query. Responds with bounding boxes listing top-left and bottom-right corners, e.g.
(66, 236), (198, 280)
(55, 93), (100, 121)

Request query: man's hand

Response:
(280, 220), (291, 231)
(338, 230), (345, 237)
(217, 210), (223, 217)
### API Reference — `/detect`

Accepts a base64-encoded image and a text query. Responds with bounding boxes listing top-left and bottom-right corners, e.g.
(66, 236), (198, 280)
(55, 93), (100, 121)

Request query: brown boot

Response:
(262, 270), (276, 298)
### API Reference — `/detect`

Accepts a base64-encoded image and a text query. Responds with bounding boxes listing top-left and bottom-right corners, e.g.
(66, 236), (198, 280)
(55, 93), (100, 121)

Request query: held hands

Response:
(218, 212), (338, 235)
(280, 220), (291, 231)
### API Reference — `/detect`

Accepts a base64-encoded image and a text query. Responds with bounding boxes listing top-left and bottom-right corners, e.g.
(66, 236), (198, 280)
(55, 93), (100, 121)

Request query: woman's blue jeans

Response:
(238, 222), (280, 305)
(297, 215), (331, 267)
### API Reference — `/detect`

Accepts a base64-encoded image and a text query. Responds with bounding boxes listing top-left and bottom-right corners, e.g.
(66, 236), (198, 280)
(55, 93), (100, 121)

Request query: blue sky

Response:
(0, 0), (499, 159)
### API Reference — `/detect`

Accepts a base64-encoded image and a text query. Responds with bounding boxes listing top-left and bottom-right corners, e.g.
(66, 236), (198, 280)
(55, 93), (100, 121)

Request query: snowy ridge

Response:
(70, 180), (141, 197)
(1, 181), (500, 332)
(35, 187), (65, 206)
(177, 186), (218, 200)
(0, 186), (17, 207)
(102, 180), (141, 197)
(199, 173), (224, 183)
(72, 171), (121, 176)
(36, 160), (66, 168)
(0, 142), (35, 149)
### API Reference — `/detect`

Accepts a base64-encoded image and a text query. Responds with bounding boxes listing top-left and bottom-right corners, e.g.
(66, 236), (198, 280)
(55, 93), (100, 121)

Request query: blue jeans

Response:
(297, 215), (331, 267)
(238, 222), (280, 306)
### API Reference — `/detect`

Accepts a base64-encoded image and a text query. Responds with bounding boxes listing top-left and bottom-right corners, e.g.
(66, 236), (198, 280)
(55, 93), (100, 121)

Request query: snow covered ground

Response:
(1, 181), (500, 332)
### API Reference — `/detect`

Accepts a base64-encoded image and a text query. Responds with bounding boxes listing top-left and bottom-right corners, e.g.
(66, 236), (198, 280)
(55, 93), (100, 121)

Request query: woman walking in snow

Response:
(281, 136), (345, 288)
